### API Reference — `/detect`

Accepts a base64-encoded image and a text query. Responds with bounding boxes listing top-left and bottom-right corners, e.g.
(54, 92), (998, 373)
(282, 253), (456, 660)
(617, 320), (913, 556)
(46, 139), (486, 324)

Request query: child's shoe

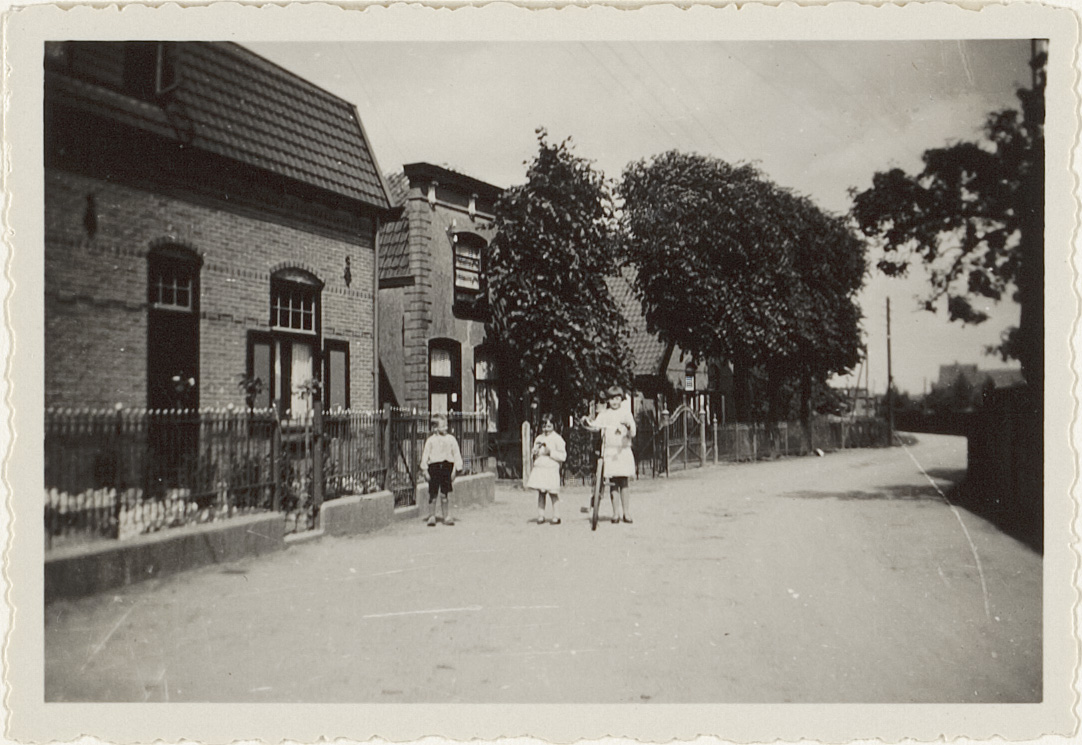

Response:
(427, 515), (437, 527)
(444, 515), (455, 526)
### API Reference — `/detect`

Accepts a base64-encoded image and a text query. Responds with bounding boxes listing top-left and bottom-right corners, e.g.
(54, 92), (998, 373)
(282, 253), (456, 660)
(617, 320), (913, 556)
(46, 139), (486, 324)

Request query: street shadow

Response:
(949, 478), (1043, 553)
(783, 484), (945, 502)
(784, 477), (1042, 554)
(922, 467), (968, 483)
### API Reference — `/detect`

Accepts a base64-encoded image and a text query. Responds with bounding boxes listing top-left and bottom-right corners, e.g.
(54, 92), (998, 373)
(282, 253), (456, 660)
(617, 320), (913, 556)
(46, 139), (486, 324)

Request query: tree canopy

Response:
(618, 151), (865, 424)
(487, 129), (633, 423)
(849, 48), (1045, 386)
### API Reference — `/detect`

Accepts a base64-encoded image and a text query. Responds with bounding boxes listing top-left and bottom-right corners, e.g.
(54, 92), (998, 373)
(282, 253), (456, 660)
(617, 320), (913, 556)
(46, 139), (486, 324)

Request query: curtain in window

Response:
(291, 342), (314, 418)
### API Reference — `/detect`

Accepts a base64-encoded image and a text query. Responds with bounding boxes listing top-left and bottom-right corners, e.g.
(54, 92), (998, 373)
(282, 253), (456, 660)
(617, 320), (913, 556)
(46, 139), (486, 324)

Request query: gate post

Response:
(712, 417), (719, 465)
(521, 420), (532, 489)
(699, 414), (706, 468)
(381, 403), (392, 490)
(682, 408), (689, 469)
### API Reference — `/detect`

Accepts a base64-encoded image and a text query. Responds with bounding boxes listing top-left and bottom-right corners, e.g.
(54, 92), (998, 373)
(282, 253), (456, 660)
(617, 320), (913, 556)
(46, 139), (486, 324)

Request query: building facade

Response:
(44, 41), (395, 415)
(377, 163), (502, 431)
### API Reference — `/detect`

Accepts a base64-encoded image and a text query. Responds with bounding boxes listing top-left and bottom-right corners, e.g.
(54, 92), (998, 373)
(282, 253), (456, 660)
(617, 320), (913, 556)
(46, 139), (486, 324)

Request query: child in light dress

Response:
(581, 385), (637, 524)
(526, 413), (567, 524)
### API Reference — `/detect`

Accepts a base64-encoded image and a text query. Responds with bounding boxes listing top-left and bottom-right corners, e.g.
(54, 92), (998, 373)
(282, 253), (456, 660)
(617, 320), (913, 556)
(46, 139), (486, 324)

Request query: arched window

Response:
(147, 245), (202, 410)
(248, 268), (324, 419)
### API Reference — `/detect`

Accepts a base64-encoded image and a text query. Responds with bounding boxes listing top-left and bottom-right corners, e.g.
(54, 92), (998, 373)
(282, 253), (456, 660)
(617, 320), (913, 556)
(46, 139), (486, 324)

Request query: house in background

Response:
(934, 362), (1025, 392)
(44, 41), (396, 416)
(377, 162), (503, 432)
(608, 266), (734, 423)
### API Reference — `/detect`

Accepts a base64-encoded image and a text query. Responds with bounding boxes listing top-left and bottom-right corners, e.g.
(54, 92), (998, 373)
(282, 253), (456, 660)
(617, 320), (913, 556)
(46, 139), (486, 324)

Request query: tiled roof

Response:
(607, 266), (670, 377)
(47, 42), (393, 211)
(378, 173), (412, 282)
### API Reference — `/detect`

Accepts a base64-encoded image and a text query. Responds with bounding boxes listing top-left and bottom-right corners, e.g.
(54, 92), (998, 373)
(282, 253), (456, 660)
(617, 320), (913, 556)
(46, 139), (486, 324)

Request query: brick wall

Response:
(393, 189), (495, 412)
(45, 168), (377, 411)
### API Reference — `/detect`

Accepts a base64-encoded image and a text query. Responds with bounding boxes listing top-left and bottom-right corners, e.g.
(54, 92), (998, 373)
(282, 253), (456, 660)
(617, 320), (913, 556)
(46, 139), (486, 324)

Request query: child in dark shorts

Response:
(420, 414), (464, 526)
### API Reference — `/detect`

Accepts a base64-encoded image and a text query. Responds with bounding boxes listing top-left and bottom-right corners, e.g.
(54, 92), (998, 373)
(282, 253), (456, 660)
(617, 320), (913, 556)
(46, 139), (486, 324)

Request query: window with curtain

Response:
(429, 340), (461, 414)
(248, 268), (323, 420)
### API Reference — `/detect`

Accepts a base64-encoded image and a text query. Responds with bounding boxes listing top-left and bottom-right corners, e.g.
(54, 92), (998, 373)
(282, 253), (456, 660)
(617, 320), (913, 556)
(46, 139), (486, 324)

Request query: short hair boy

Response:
(420, 414), (464, 526)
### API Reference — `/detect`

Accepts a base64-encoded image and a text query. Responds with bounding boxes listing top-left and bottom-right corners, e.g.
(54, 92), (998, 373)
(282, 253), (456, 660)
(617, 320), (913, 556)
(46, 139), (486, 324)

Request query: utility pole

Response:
(886, 297), (895, 445)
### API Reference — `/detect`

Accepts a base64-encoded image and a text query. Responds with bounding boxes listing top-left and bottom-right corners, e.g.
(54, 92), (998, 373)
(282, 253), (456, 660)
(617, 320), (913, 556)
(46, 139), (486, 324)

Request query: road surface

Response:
(44, 433), (1041, 703)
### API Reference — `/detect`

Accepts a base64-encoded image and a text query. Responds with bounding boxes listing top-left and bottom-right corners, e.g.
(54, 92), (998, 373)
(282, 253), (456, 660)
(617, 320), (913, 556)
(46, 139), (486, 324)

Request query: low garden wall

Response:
(396, 472), (497, 521)
(45, 473), (497, 603)
(45, 511), (287, 603)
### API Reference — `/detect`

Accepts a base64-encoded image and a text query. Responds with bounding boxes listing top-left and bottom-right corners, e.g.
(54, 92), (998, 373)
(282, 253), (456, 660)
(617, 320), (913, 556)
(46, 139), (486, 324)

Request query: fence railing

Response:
(45, 405), (490, 550)
(560, 413), (891, 484)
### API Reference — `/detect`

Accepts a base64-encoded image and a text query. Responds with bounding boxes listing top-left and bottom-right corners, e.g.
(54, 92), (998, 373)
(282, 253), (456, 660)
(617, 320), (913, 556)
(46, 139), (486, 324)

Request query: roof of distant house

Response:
(935, 363), (1024, 390)
(403, 162), (504, 201)
(984, 369), (1026, 388)
(607, 265), (670, 378)
(46, 41), (394, 211)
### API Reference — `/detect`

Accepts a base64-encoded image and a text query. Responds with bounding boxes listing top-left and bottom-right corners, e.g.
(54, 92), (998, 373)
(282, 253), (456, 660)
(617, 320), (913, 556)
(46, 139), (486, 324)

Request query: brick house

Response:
(44, 41), (396, 416)
(377, 163), (503, 431)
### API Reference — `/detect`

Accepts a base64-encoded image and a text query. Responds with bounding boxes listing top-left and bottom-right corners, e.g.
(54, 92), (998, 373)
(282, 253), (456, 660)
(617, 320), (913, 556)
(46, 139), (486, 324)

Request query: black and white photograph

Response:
(4, 1), (1078, 742)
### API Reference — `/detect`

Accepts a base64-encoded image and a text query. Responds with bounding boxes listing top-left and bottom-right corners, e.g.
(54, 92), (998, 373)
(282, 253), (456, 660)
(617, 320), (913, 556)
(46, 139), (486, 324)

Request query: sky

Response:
(248, 40), (1032, 396)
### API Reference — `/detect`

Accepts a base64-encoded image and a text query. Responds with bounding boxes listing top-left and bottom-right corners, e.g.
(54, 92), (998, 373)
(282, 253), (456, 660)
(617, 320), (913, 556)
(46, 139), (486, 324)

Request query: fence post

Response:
(521, 420), (532, 489)
(271, 415), (282, 512)
(650, 416), (658, 477)
(111, 403), (123, 539)
(409, 413), (418, 501)
(382, 403), (392, 490)
(225, 406), (236, 513)
(312, 400), (323, 516)
(661, 409), (671, 475)
(712, 417), (719, 465)
(699, 413), (706, 468)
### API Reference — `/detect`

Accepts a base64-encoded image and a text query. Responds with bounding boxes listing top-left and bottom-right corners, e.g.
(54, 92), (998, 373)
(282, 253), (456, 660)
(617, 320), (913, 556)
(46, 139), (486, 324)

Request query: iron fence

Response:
(560, 414), (891, 485)
(45, 405), (490, 549)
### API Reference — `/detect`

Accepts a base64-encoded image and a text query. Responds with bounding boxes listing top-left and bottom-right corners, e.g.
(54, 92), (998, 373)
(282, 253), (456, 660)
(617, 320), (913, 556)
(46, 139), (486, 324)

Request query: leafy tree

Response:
(487, 130), (633, 424)
(770, 192), (866, 434)
(618, 151), (865, 438)
(850, 47), (1045, 388)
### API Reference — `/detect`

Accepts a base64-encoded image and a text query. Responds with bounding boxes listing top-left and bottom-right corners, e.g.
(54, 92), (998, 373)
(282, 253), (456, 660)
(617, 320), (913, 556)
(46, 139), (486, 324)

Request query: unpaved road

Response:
(45, 433), (1041, 702)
